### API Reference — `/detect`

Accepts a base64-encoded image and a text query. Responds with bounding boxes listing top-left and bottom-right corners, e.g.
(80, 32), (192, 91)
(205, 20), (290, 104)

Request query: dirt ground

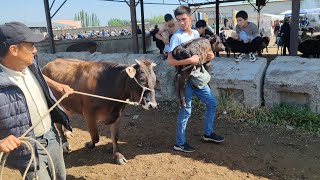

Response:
(3, 41), (320, 180)
(4, 104), (320, 180)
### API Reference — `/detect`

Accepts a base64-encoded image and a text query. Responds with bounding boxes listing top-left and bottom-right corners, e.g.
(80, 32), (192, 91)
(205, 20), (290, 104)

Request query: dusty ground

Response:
(3, 104), (320, 180)
(3, 41), (320, 180)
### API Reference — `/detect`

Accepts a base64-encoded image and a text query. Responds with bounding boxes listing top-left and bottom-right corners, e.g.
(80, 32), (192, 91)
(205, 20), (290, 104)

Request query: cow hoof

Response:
(62, 142), (72, 153)
(117, 158), (128, 165)
(85, 142), (95, 149)
(64, 131), (74, 139)
(114, 152), (128, 165)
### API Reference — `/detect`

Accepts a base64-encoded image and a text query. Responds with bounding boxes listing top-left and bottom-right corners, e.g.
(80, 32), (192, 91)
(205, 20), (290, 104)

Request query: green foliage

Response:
(107, 18), (130, 26)
(146, 15), (165, 24)
(214, 93), (320, 133)
(74, 10), (100, 27)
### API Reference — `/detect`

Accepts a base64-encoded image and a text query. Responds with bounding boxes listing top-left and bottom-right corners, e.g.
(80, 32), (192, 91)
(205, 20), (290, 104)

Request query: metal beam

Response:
(289, 0), (299, 56)
(43, 0), (55, 54)
(140, 0), (146, 53)
(215, 0), (220, 57)
(51, 0), (68, 19)
(188, 0), (244, 7)
(130, 0), (139, 53)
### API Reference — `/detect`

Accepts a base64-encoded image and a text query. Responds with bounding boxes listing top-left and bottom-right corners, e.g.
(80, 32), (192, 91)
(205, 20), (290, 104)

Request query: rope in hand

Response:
(0, 91), (140, 180)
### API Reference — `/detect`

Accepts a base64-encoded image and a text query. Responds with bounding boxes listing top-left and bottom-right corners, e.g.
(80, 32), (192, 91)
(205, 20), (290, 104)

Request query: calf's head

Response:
(206, 34), (225, 52)
(126, 59), (158, 110)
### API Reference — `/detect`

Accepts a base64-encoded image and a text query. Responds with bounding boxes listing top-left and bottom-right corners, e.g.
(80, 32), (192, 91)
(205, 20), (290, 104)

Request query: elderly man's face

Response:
(15, 42), (37, 66)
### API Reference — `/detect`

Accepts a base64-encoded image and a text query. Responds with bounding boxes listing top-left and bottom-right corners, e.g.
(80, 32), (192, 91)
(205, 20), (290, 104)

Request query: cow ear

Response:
(125, 66), (136, 78)
(134, 59), (142, 66)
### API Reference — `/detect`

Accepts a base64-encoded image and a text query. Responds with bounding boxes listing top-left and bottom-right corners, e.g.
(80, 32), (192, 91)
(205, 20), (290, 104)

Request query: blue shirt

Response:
(169, 29), (200, 52)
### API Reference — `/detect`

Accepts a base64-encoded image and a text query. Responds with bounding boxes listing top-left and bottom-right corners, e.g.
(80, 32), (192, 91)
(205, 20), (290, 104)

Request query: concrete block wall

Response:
(210, 57), (268, 108)
(37, 52), (320, 113)
(264, 56), (320, 113)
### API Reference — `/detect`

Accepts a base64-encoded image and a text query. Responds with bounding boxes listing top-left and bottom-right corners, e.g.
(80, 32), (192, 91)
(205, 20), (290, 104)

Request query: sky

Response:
(1, 0), (318, 27)
(0, 0), (191, 26)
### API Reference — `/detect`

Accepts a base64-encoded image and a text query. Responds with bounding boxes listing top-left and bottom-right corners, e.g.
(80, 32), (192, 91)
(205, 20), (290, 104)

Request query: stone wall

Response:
(35, 34), (156, 54)
(37, 52), (320, 113)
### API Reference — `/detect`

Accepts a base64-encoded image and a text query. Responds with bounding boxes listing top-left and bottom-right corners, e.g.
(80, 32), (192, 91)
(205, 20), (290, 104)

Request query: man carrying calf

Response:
(167, 5), (224, 153)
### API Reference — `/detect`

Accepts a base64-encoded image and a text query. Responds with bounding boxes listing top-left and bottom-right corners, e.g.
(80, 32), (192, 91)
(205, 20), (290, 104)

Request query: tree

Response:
(108, 18), (130, 26)
(74, 10), (100, 27)
(146, 15), (164, 24)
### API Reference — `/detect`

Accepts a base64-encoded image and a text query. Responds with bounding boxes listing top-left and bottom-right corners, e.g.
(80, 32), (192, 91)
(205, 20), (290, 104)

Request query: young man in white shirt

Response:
(167, 6), (224, 153)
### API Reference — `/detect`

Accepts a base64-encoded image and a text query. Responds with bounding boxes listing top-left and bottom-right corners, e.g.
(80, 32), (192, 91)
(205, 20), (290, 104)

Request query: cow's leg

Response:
(55, 123), (72, 153)
(110, 118), (127, 165)
(83, 112), (99, 149)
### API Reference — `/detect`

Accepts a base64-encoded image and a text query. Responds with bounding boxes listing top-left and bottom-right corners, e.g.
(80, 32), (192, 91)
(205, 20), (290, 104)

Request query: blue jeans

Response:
(20, 128), (66, 180)
(176, 81), (217, 145)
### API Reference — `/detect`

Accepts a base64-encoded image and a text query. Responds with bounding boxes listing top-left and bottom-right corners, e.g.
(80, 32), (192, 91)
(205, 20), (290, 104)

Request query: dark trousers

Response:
(156, 41), (165, 54)
(227, 37), (263, 54)
(283, 39), (290, 56)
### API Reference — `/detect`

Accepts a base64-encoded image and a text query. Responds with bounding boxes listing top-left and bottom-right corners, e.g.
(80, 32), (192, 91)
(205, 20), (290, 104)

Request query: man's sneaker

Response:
(249, 52), (257, 62)
(235, 53), (246, 62)
(202, 133), (225, 143)
(173, 143), (195, 153)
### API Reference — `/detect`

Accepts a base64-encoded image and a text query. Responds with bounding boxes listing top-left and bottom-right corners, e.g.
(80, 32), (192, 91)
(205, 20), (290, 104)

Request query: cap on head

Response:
(0, 21), (44, 46)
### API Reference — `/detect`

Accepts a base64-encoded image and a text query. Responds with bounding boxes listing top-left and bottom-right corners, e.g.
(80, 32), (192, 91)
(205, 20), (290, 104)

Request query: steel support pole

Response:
(215, 0), (220, 57)
(130, 0), (139, 53)
(43, 0), (56, 54)
(289, 0), (300, 56)
(140, 0), (146, 53)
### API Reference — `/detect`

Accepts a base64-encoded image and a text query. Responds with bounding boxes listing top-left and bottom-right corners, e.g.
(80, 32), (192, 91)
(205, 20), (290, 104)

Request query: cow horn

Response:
(151, 62), (157, 67)
(134, 59), (142, 65)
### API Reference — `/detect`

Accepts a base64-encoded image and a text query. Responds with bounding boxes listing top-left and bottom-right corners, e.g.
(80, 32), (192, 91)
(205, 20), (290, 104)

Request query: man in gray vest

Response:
(0, 21), (73, 180)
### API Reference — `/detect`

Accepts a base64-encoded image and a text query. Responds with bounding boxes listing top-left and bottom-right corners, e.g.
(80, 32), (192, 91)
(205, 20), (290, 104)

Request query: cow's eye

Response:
(140, 77), (147, 84)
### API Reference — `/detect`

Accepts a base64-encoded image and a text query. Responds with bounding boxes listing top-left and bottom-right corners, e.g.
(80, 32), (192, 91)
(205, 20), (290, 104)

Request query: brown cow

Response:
(172, 36), (225, 107)
(42, 59), (157, 164)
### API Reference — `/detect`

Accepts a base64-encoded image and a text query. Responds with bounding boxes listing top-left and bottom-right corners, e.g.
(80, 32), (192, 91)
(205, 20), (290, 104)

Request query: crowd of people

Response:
(56, 28), (133, 40)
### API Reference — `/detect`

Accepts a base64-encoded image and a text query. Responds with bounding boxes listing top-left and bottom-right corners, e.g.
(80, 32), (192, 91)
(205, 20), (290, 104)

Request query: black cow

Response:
(66, 41), (98, 53)
(298, 38), (320, 58)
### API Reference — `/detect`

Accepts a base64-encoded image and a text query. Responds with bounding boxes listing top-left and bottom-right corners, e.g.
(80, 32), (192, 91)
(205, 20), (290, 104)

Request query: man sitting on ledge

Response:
(226, 10), (263, 62)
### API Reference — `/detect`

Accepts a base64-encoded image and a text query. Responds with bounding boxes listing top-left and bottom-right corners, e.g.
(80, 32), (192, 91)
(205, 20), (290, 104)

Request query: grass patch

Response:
(192, 94), (320, 134)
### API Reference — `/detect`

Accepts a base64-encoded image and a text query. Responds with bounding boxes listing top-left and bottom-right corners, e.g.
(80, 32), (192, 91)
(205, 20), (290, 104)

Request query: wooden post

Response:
(130, 0), (139, 53)
(289, 0), (300, 56)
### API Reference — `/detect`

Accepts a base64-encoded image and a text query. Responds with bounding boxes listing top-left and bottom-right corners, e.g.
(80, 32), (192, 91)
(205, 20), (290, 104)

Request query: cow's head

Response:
(205, 34), (225, 52)
(125, 59), (158, 110)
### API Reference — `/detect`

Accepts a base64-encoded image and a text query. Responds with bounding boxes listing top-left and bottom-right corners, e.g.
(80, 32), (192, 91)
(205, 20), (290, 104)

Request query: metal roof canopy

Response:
(43, 0), (300, 56)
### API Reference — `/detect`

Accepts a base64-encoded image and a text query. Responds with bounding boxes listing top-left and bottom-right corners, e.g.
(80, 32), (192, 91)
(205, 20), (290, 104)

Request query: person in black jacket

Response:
(150, 24), (165, 55)
(280, 17), (291, 56)
(0, 21), (73, 180)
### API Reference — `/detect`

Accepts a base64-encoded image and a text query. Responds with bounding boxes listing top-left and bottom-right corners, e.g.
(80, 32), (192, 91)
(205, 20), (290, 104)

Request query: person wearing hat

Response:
(0, 21), (73, 179)
(280, 17), (291, 56)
